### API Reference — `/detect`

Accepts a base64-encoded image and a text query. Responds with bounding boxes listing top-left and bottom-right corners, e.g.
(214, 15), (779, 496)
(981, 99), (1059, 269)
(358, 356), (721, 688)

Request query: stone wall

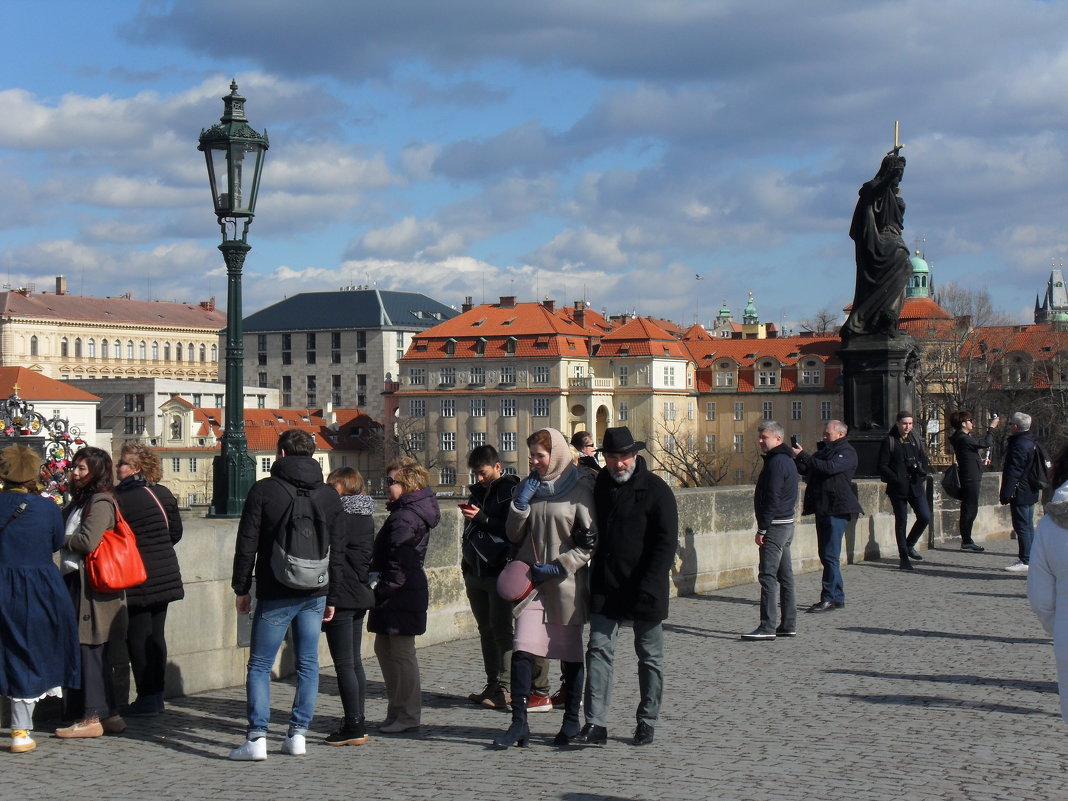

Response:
(149, 475), (1017, 699)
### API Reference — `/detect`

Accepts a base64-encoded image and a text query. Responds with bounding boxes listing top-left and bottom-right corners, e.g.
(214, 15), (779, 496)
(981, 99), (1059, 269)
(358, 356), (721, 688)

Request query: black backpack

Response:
(270, 478), (331, 590)
(1028, 440), (1052, 493)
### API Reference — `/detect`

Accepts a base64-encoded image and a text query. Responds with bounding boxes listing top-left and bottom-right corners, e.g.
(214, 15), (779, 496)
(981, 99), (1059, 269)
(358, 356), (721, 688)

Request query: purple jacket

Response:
(367, 487), (440, 636)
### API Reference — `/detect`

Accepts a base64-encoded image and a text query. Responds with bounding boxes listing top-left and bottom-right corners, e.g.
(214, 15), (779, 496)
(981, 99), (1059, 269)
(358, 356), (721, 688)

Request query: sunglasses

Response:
(384, 477), (400, 487)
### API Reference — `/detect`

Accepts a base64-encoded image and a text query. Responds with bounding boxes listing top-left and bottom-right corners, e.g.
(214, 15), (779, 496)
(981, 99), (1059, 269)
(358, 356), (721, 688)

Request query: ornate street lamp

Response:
(198, 80), (269, 516)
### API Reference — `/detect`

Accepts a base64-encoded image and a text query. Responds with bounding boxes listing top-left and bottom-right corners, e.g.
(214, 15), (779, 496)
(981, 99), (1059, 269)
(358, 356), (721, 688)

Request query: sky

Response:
(3, 0), (1068, 330)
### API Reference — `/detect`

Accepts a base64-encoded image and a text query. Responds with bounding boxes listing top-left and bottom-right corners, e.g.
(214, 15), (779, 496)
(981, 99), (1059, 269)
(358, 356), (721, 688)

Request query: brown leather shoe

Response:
(56, 718), (104, 738)
(101, 715), (127, 734)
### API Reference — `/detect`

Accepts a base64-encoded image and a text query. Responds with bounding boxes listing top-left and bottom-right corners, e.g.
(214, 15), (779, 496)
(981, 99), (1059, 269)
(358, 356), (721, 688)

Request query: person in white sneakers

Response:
(228, 430), (342, 760)
(1000, 412), (1040, 573)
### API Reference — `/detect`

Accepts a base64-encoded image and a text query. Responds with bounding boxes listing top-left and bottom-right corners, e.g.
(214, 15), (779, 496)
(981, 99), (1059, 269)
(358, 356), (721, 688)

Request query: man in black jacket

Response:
(1000, 411), (1040, 572)
(742, 421), (799, 641)
(877, 411), (931, 571)
(460, 445), (520, 710)
(229, 429), (341, 761)
(574, 427), (677, 748)
(793, 420), (863, 612)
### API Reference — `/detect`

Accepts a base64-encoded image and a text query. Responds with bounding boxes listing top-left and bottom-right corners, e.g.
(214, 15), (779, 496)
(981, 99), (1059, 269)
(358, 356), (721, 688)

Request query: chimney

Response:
(499, 295), (516, 308)
(541, 299), (555, 313)
(462, 296), (474, 313)
(55, 276), (67, 295)
(574, 307), (586, 328)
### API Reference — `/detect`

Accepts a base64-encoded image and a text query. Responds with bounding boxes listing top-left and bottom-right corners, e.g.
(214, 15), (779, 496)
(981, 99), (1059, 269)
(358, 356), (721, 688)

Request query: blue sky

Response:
(3, 0), (1068, 329)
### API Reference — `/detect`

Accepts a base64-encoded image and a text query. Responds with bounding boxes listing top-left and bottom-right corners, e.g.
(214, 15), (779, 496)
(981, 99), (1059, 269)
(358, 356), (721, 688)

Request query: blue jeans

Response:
(758, 523), (795, 633)
(815, 515), (849, 604)
(584, 613), (664, 727)
(1010, 503), (1035, 564)
(246, 595), (325, 739)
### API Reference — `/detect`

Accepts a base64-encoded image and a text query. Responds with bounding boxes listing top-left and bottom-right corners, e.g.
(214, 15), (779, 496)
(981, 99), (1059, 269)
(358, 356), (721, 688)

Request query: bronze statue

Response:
(841, 127), (912, 339)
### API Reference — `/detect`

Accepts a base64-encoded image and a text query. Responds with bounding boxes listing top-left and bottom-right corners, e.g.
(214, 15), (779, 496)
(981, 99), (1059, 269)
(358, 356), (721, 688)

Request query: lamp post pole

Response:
(198, 81), (268, 517)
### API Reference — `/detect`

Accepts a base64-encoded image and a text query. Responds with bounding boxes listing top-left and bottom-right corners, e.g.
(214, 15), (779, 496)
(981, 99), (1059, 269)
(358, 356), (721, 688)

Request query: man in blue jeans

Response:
(229, 429), (341, 761)
(1000, 411), (1040, 573)
(573, 427), (678, 747)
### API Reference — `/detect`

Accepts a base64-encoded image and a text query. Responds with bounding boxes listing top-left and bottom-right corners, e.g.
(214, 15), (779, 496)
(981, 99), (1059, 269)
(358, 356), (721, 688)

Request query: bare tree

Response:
(933, 283), (1014, 328)
(645, 417), (733, 487)
(799, 308), (839, 335)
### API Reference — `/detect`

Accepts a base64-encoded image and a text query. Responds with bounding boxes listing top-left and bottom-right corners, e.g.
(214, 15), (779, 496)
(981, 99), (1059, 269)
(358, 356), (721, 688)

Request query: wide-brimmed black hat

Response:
(599, 426), (645, 455)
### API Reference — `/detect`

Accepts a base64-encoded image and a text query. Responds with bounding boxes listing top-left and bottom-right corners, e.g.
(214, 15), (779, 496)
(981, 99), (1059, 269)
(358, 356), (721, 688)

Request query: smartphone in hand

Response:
(790, 435), (800, 448)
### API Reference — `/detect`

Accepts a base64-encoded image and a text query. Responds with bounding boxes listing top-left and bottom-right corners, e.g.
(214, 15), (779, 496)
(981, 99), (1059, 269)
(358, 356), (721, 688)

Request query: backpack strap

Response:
(0, 498), (28, 536)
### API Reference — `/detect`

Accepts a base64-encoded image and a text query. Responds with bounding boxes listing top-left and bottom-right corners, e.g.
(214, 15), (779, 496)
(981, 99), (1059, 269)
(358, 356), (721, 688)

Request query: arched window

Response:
(101, 339), (109, 358)
(126, 341), (134, 359)
(60, 337), (69, 357)
(199, 344), (207, 362)
(164, 342), (171, 360)
(138, 341), (147, 360)
(151, 341), (159, 360)
(87, 338), (95, 358)
(29, 336), (38, 357)
(74, 338), (82, 358)
(176, 343), (183, 361)
(210, 344), (218, 361)
(113, 340), (120, 358)
(187, 344), (194, 361)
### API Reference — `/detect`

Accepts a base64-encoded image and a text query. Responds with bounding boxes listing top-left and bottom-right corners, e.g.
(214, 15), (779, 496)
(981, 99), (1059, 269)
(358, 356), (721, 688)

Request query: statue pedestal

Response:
(838, 334), (919, 478)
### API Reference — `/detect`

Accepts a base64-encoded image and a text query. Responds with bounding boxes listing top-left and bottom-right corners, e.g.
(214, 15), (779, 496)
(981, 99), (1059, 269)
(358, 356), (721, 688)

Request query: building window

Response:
(470, 366), (485, 386)
(151, 341), (159, 360)
(281, 333), (291, 365)
(114, 339), (121, 358)
(440, 432), (456, 451)
(801, 362), (822, 385)
(30, 336), (38, 357)
(821, 401), (832, 421)
(306, 332), (316, 351)
(124, 418), (135, 435)
(706, 434), (717, 450)
(331, 331), (341, 364)
(331, 374), (342, 405)
(475, 337), (487, 356)
(356, 330), (367, 364)
(471, 398), (486, 417)
(662, 435), (676, 454)
(189, 457), (198, 473)
(258, 334), (267, 352)
(663, 402), (677, 421)
(532, 398), (550, 417)
(663, 365), (677, 386)
(258, 372), (267, 388)
(87, 338), (96, 358)
(261, 457), (272, 472)
(440, 467), (456, 486)
(705, 402), (716, 421)
(715, 370), (734, 388)
(618, 365), (629, 386)
(356, 374), (367, 407)
(469, 432), (487, 450)
(506, 336), (517, 354)
(307, 349), (316, 365)
(440, 367), (456, 386)
(211, 344), (218, 362)
(74, 338), (83, 358)
(757, 369), (777, 387)
(126, 341), (134, 359)
(138, 341), (146, 359)
(734, 469), (745, 483)
(410, 368), (426, 386)
(499, 431), (517, 452)
(500, 398), (516, 417)
(410, 399), (426, 417)
(440, 399), (455, 418)
(500, 366), (516, 384)
(791, 401), (802, 420)
(395, 332), (405, 363)
(533, 365), (550, 384)
(618, 402), (628, 422)
(408, 432), (426, 453)
(733, 402), (744, 421)
(281, 376), (292, 407)
(306, 376), (317, 407)
(445, 338), (457, 357)
(60, 338), (69, 358)
(171, 458), (181, 473)
(733, 434), (745, 454)
(762, 401), (773, 420)
(124, 394), (135, 412)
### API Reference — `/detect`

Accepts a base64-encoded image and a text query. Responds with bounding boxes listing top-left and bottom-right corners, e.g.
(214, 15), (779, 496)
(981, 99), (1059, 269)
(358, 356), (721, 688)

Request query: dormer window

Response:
(757, 359), (779, 387)
(506, 336), (517, 354)
(714, 360), (735, 388)
(800, 359), (822, 386)
(475, 337), (487, 355)
(445, 338), (457, 356)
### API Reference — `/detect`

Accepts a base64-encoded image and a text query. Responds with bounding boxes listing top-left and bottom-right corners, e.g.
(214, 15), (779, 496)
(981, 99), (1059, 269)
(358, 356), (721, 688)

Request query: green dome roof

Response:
(909, 249), (929, 273)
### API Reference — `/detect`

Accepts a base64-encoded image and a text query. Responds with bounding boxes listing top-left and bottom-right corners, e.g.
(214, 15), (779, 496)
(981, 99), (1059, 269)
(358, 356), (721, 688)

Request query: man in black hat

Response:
(573, 426), (678, 747)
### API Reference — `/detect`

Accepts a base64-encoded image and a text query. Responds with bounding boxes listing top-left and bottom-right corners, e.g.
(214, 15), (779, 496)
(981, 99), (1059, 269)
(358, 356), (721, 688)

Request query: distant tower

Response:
(905, 248), (931, 299)
(743, 291), (759, 325)
(1035, 266), (1068, 324)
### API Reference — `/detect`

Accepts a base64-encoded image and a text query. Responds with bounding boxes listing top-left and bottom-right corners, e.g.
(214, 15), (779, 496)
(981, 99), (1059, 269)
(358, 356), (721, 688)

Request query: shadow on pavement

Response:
(824, 668), (1057, 694)
(825, 691), (1058, 717)
(840, 626), (1049, 645)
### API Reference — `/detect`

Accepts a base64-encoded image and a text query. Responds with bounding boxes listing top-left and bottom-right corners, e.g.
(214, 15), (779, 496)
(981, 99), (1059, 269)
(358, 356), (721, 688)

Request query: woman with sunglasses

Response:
(368, 458), (440, 734)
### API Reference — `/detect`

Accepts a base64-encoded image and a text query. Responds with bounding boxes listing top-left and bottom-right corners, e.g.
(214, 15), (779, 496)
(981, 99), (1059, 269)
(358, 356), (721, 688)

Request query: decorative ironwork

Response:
(0, 389), (84, 498)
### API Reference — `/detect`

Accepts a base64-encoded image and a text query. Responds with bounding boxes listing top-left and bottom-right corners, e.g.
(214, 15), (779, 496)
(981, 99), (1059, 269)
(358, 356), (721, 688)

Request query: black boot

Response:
(493, 651), (532, 749)
(553, 661), (584, 746)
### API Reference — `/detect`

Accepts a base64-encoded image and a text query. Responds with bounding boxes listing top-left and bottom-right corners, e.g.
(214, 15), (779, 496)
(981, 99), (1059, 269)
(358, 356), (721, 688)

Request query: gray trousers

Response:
(10, 699), (35, 730)
(584, 613), (664, 728)
(758, 523), (796, 633)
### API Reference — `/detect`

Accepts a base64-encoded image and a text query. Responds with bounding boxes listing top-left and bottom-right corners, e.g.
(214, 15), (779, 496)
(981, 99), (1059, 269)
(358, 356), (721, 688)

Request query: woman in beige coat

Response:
(493, 427), (595, 749)
(57, 446), (128, 738)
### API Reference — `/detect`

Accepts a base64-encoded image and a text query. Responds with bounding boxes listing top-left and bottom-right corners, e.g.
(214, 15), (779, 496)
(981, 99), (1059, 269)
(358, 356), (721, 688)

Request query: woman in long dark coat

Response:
(368, 458), (439, 734)
(0, 445), (79, 754)
(948, 410), (1000, 552)
(115, 442), (183, 716)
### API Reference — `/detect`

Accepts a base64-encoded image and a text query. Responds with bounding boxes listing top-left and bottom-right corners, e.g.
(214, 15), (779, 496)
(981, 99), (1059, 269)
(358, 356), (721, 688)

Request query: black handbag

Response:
(941, 464), (963, 500)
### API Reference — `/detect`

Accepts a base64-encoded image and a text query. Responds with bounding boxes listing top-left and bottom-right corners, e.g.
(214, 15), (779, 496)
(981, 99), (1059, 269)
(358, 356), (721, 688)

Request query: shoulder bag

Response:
(941, 464), (963, 500)
(85, 499), (147, 593)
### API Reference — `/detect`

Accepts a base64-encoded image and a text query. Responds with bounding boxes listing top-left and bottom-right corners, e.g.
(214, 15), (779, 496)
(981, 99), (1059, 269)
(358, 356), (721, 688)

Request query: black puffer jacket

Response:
(115, 476), (184, 607)
(326, 493), (375, 610)
(232, 455), (342, 600)
(796, 438), (864, 518)
(461, 473), (520, 577)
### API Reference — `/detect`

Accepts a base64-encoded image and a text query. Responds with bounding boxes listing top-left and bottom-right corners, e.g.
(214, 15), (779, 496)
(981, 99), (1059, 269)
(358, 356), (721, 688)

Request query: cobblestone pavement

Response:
(8, 539), (1065, 801)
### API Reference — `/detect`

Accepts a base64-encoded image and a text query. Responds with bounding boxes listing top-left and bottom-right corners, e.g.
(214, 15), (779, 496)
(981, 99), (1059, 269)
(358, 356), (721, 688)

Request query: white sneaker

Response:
(281, 733), (306, 755)
(10, 730), (36, 753)
(228, 737), (267, 761)
(1005, 561), (1030, 573)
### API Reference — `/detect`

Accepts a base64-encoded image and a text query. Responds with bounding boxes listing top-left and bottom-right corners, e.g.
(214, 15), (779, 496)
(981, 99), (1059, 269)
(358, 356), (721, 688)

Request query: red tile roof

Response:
(0, 367), (100, 402)
(0, 290), (226, 330)
(190, 407), (380, 452)
(596, 317), (691, 359)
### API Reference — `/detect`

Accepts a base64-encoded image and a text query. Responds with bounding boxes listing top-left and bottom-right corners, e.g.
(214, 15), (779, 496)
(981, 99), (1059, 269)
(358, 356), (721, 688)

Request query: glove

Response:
(513, 472), (541, 511)
(530, 561), (566, 584)
(572, 525), (597, 551)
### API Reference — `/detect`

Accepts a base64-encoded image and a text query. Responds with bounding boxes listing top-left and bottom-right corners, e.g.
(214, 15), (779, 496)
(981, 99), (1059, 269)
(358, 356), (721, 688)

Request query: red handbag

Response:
(85, 501), (147, 593)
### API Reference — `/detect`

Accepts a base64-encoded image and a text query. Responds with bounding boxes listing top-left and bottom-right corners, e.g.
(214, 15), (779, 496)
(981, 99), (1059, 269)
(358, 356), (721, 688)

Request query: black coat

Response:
(461, 473), (520, 577)
(950, 427), (994, 484)
(1000, 430), (1039, 506)
(754, 444), (799, 531)
(368, 487), (440, 636)
(590, 456), (678, 622)
(796, 438), (864, 518)
(326, 493), (376, 610)
(115, 477), (184, 607)
(232, 455), (342, 600)
(877, 426), (930, 499)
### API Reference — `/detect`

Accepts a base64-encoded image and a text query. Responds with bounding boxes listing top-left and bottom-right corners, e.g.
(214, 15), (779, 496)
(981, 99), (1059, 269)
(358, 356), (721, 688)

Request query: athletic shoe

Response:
(960, 542), (985, 553)
(1005, 561), (1029, 572)
(281, 733), (306, 755)
(740, 629), (776, 640)
(10, 730), (35, 753)
(228, 737), (267, 761)
(325, 724), (369, 746)
(527, 693), (553, 712)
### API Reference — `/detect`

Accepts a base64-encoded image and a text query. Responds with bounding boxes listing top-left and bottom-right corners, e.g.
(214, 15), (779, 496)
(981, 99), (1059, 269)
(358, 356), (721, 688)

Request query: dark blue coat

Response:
(0, 491), (80, 698)
(754, 444), (799, 531)
(796, 438), (864, 518)
(1001, 431), (1039, 506)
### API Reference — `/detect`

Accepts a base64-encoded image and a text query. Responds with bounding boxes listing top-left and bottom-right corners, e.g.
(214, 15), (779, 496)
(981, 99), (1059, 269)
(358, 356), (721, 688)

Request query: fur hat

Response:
(0, 444), (41, 484)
